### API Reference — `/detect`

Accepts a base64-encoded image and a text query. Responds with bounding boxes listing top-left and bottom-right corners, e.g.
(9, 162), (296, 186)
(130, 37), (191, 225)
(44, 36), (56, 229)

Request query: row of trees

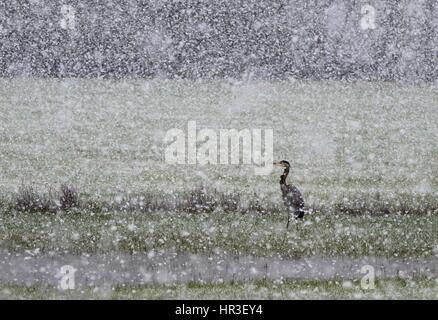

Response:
(0, 0), (436, 80)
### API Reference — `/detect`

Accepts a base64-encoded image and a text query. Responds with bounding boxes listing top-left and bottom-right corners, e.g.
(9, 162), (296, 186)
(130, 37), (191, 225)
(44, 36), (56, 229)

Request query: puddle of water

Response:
(0, 252), (437, 288)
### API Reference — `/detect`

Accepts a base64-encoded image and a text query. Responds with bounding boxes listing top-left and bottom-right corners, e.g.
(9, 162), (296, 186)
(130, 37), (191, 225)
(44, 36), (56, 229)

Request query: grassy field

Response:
(1, 209), (437, 258)
(2, 278), (438, 300)
(0, 79), (437, 299)
(0, 79), (436, 201)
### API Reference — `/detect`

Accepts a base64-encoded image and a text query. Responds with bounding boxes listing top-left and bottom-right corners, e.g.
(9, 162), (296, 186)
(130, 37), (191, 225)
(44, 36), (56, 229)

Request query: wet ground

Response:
(1, 252), (437, 288)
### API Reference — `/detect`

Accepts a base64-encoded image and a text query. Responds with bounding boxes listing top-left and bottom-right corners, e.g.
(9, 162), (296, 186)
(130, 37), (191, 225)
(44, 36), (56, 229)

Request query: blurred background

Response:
(0, 0), (436, 81)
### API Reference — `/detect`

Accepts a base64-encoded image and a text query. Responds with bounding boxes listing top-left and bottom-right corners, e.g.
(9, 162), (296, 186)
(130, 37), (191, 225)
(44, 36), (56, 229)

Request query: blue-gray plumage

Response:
(274, 160), (305, 228)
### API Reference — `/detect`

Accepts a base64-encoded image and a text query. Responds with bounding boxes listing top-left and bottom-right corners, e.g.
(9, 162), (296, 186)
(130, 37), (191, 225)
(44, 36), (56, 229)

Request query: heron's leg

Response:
(286, 208), (292, 228)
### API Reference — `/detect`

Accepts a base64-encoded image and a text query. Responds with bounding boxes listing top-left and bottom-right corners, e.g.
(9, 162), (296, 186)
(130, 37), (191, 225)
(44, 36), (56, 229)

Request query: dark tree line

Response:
(0, 0), (436, 80)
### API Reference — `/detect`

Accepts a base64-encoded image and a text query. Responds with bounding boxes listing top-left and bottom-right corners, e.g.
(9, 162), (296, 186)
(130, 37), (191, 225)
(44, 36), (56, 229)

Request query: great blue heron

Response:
(273, 160), (305, 228)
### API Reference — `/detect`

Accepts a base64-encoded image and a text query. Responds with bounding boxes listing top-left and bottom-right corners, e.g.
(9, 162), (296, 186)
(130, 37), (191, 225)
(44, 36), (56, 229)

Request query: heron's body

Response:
(275, 160), (305, 227)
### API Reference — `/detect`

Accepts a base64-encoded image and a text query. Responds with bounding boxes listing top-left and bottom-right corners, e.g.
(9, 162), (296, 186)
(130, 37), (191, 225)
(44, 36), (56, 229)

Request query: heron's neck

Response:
(280, 167), (289, 185)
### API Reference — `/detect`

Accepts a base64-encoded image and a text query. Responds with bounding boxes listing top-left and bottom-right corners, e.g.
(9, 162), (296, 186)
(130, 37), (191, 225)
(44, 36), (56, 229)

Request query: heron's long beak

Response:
(273, 162), (286, 168)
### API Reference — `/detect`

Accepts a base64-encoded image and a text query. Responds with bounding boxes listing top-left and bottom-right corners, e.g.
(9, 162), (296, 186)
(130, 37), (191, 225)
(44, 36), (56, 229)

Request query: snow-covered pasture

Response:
(0, 79), (436, 205)
(0, 79), (437, 299)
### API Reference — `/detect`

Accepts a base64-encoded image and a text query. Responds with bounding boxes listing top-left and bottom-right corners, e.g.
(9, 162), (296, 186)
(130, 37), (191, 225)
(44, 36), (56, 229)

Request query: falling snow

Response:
(0, 0), (437, 300)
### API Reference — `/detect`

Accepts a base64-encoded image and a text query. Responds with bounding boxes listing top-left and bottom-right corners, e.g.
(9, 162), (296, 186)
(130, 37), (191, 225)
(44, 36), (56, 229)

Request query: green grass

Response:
(1, 277), (437, 299)
(0, 79), (436, 202)
(4, 183), (438, 215)
(0, 79), (437, 300)
(1, 209), (437, 258)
